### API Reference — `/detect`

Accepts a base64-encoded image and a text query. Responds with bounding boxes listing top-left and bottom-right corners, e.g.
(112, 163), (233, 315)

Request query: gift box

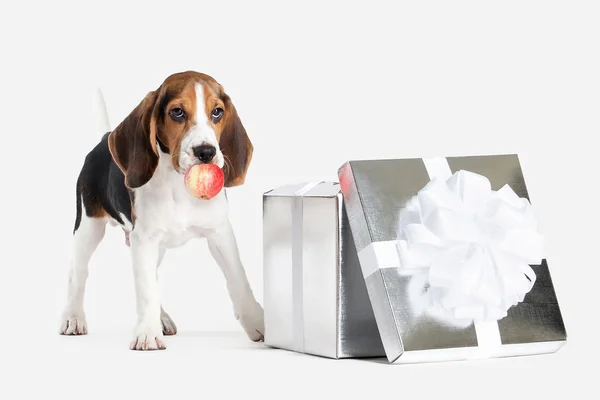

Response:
(262, 182), (386, 358)
(338, 154), (567, 363)
(263, 154), (567, 364)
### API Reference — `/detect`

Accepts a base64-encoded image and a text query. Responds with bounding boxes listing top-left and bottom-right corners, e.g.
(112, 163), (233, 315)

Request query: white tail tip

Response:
(92, 87), (111, 135)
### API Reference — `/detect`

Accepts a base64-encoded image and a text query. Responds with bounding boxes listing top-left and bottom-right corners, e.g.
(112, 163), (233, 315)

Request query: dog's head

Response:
(108, 71), (253, 189)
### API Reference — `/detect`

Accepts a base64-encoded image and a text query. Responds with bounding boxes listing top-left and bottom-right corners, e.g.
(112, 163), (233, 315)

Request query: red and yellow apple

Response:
(184, 164), (224, 200)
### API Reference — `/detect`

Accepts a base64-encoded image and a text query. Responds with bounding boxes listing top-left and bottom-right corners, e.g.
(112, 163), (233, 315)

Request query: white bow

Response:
(396, 170), (544, 323)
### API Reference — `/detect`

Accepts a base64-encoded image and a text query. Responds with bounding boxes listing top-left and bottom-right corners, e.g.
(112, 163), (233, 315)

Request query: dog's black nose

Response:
(193, 145), (216, 163)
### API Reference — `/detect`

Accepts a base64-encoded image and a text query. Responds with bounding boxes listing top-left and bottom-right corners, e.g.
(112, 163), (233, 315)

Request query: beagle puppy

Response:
(59, 71), (264, 350)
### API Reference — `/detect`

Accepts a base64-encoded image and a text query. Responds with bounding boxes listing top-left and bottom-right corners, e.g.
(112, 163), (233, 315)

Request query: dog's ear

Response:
(108, 90), (162, 189)
(220, 93), (253, 187)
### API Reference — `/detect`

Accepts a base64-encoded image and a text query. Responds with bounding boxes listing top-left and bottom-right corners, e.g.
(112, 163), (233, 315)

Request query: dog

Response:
(59, 71), (264, 350)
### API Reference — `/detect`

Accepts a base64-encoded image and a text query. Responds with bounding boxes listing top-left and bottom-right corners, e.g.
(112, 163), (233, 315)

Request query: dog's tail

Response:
(92, 87), (111, 135)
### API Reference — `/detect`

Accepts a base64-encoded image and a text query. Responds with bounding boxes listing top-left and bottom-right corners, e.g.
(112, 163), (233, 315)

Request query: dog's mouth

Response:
(177, 150), (224, 174)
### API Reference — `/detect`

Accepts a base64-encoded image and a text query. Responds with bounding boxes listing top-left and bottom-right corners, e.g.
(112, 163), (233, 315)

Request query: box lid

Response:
(338, 155), (567, 363)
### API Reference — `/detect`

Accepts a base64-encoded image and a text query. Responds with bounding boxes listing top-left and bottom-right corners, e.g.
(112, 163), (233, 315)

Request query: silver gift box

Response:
(262, 182), (385, 358)
(338, 154), (568, 363)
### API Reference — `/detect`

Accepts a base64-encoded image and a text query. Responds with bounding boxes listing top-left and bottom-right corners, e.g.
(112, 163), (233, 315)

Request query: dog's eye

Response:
(169, 108), (185, 121)
(211, 107), (224, 123)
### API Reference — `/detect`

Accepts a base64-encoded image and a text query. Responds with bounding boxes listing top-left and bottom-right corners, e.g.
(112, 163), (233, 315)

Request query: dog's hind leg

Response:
(59, 197), (107, 335)
(160, 307), (177, 336)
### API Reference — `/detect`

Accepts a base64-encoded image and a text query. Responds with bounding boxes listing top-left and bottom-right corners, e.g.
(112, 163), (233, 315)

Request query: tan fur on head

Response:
(219, 92), (253, 187)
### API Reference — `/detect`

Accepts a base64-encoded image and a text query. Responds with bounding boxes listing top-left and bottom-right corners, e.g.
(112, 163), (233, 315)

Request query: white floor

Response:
(4, 326), (581, 400)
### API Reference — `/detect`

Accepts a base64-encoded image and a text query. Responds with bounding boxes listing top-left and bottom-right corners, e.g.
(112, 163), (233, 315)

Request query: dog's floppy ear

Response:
(220, 93), (253, 187)
(108, 90), (162, 189)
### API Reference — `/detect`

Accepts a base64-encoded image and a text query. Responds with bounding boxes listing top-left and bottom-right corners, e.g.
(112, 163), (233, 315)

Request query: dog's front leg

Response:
(129, 232), (165, 350)
(207, 219), (264, 342)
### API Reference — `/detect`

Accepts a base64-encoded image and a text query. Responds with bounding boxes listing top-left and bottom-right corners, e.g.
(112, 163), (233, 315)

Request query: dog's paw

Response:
(236, 301), (265, 342)
(59, 312), (88, 335)
(161, 309), (177, 336)
(130, 323), (166, 351)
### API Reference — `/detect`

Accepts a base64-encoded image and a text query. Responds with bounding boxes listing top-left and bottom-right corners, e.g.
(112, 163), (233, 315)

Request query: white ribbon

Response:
(396, 168), (543, 324)
(292, 181), (324, 353)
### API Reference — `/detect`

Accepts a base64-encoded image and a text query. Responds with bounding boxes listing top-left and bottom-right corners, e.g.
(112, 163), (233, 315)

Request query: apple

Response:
(184, 164), (224, 200)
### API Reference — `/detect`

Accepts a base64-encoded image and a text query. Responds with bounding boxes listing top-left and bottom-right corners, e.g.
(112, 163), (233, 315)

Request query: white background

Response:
(0, 0), (597, 398)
